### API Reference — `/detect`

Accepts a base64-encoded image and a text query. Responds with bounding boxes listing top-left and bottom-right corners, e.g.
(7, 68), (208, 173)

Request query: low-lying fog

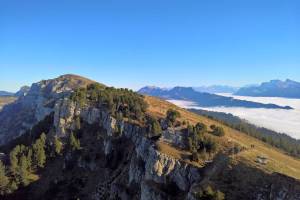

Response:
(168, 94), (300, 139)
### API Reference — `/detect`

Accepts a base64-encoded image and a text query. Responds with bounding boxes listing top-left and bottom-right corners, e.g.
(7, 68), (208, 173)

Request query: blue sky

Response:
(1, 0), (299, 92)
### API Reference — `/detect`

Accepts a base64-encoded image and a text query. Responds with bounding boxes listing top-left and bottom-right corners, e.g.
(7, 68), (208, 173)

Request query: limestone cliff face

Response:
(51, 99), (300, 200)
(50, 97), (202, 200)
(255, 174), (300, 200)
(0, 75), (94, 144)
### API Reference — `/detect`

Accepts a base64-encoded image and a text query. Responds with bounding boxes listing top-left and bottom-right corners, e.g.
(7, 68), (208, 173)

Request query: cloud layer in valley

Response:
(168, 95), (300, 139)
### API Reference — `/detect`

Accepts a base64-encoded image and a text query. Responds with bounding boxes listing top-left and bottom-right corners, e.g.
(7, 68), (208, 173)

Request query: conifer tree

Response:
(9, 145), (21, 176)
(26, 148), (33, 172)
(19, 155), (30, 186)
(0, 161), (9, 195)
(75, 116), (81, 130)
(54, 136), (63, 155)
(32, 133), (47, 168)
(69, 132), (80, 151)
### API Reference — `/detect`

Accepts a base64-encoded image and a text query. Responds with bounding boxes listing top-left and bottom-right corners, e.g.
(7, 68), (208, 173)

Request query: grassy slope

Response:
(145, 96), (300, 180)
(0, 96), (16, 108)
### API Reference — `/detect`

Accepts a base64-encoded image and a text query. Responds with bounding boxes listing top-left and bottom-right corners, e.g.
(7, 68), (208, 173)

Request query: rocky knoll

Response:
(0, 74), (94, 145)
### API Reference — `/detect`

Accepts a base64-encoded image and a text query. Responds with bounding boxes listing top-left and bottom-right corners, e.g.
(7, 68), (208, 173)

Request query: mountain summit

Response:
(235, 79), (300, 98)
(0, 74), (96, 144)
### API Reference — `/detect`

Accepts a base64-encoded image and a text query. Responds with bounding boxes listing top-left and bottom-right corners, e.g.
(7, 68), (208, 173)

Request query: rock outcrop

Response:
(48, 95), (202, 199)
(0, 74), (95, 144)
(51, 97), (300, 200)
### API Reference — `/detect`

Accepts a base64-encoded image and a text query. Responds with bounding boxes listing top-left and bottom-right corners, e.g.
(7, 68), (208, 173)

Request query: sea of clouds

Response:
(168, 94), (300, 139)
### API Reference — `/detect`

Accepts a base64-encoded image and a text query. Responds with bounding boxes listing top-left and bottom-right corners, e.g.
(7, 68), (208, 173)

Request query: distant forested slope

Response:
(189, 109), (300, 158)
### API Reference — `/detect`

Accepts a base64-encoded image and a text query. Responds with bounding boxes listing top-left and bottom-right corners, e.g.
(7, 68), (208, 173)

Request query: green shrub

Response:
(191, 151), (199, 162)
(32, 133), (47, 168)
(146, 116), (162, 137)
(69, 132), (81, 151)
(195, 122), (207, 135)
(54, 136), (63, 155)
(0, 161), (9, 195)
(194, 185), (225, 200)
(185, 123), (218, 156)
(210, 126), (225, 137)
(166, 109), (181, 126)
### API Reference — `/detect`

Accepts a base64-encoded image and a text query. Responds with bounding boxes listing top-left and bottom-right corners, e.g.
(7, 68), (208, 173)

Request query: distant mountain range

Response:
(138, 86), (292, 109)
(0, 91), (14, 96)
(235, 79), (300, 98)
(193, 85), (239, 94)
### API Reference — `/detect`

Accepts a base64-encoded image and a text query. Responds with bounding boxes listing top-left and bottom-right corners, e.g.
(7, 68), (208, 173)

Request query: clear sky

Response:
(1, 0), (299, 92)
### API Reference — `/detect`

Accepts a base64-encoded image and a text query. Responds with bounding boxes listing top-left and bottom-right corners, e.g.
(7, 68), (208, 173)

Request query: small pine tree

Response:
(211, 126), (225, 137)
(75, 116), (81, 130)
(40, 132), (47, 145)
(54, 136), (63, 155)
(0, 161), (9, 195)
(147, 116), (162, 137)
(9, 155), (17, 177)
(215, 190), (225, 200)
(191, 151), (199, 162)
(9, 145), (21, 176)
(69, 132), (80, 151)
(187, 137), (194, 151)
(8, 181), (18, 193)
(152, 119), (162, 136)
(195, 122), (207, 135)
(194, 185), (225, 200)
(166, 109), (181, 126)
(26, 148), (33, 172)
(32, 134), (47, 168)
(19, 155), (30, 186)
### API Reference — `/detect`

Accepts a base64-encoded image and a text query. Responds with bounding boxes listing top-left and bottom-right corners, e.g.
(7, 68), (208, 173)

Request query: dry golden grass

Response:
(156, 141), (204, 167)
(145, 96), (300, 179)
(0, 96), (16, 108)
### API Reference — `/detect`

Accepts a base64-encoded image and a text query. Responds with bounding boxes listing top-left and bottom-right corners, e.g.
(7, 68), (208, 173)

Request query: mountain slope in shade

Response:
(235, 79), (300, 98)
(138, 86), (292, 109)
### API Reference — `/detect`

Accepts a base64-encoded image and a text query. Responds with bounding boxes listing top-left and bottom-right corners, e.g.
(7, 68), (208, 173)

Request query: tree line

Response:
(70, 83), (148, 122)
(190, 109), (300, 158)
(0, 131), (81, 195)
